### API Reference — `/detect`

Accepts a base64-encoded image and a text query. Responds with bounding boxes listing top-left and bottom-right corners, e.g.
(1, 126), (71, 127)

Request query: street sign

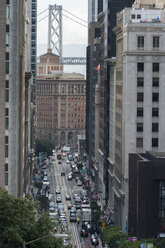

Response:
(140, 243), (146, 248)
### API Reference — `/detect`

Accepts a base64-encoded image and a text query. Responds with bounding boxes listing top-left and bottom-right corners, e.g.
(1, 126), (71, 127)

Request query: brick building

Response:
(36, 51), (86, 149)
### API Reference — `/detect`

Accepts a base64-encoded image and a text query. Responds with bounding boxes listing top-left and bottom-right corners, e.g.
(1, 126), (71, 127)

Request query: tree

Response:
(0, 188), (63, 248)
(103, 226), (127, 248)
(36, 139), (54, 156)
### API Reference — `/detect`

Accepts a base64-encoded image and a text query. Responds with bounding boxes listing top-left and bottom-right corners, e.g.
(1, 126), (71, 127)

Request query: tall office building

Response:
(0, 0), (27, 197)
(109, 0), (165, 230)
(36, 51), (86, 149)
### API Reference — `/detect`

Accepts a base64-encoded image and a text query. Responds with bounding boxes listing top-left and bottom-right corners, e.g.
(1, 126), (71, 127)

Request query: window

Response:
(5, 136), (8, 144)
(132, 14), (135, 19)
(152, 108), (159, 117)
(159, 181), (165, 219)
(6, 52), (9, 75)
(137, 78), (144, 87)
(137, 108), (143, 117)
(153, 63), (159, 72)
(137, 123), (143, 132)
(6, 0), (10, 4)
(152, 93), (159, 102)
(153, 37), (159, 48)
(137, 36), (144, 48)
(137, 63), (144, 72)
(136, 138), (143, 147)
(137, 93), (143, 102)
(153, 78), (159, 87)
(6, 33), (9, 46)
(5, 108), (9, 130)
(5, 163), (8, 186)
(152, 123), (159, 132)
(5, 145), (8, 158)
(6, 24), (9, 33)
(152, 138), (158, 147)
(137, 14), (141, 19)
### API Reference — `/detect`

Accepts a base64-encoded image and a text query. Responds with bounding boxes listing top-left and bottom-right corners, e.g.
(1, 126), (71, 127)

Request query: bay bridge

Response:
(37, 4), (87, 65)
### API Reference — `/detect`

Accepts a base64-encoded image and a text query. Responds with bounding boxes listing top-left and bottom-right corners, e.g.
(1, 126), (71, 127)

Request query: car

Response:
(58, 205), (64, 212)
(49, 206), (55, 213)
(67, 204), (72, 210)
(70, 212), (77, 222)
(43, 176), (48, 182)
(91, 238), (99, 246)
(65, 195), (71, 200)
(73, 193), (79, 199)
(66, 160), (70, 164)
(68, 174), (73, 180)
(82, 199), (89, 204)
(75, 176), (80, 182)
(56, 196), (62, 203)
(60, 216), (66, 222)
(49, 201), (55, 207)
(61, 172), (65, 176)
(77, 180), (82, 186)
(80, 229), (88, 237)
(56, 188), (61, 194)
(70, 207), (77, 214)
(42, 165), (46, 169)
(75, 204), (81, 210)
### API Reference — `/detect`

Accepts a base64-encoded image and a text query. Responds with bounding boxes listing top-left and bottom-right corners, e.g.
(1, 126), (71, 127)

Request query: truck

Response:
(82, 208), (92, 222)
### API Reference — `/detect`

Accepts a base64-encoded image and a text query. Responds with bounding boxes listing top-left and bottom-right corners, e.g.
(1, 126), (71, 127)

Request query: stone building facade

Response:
(36, 52), (86, 149)
(109, 2), (165, 230)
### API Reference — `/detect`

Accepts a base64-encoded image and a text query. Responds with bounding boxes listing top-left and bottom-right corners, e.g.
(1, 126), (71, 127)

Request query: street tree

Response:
(0, 188), (63, 248)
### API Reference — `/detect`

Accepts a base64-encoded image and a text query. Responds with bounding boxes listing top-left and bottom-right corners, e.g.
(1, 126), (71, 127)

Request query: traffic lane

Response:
(60, 161), (84, 247)
(62, 159), (103, 248)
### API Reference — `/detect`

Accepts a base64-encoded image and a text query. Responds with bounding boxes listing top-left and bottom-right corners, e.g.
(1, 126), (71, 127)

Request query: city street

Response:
(47, 154), (102, 248)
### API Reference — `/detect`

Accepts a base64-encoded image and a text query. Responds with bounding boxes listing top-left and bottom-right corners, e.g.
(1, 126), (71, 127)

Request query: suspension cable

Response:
(63, 8), (87, 23)
(38, 13), (87, 28)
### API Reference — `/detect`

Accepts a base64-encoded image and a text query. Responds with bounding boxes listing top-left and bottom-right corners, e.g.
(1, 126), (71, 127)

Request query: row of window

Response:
(137, 123), (159, 132)
(137, 108), (158, 117)
(137, 36), (159, 49)
(137, 77), (159, 87)
(137, 138), (158, 147)
(137, 92), (159, 102)
(137, 62), (159, 72)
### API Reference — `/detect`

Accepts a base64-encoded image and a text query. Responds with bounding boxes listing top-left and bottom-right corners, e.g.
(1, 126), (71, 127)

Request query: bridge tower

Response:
(48, 5), (62, 57)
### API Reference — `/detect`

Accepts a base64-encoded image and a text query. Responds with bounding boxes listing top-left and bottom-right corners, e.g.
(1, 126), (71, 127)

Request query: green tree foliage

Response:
(36, 139), (54, 156)
(103, 226), (127, 248)
(0, 188), (63, 248)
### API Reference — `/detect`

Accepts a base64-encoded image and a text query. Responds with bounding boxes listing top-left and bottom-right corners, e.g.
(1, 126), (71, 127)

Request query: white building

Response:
(108, 1), (165, 230)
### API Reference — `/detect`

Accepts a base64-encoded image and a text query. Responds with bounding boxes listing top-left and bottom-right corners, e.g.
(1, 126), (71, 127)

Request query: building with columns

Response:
(108, 0), (165, 231)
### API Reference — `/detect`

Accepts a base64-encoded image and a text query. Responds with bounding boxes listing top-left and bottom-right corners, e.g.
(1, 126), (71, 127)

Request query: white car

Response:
(56, 188), (61, 194)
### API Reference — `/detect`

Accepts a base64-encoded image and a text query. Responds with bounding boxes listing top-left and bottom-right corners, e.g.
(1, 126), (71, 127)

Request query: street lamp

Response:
(23, 235), (52, 248)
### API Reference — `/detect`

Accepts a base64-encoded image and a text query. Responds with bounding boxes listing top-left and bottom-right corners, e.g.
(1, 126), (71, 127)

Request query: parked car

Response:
(61, 172), (65, 176)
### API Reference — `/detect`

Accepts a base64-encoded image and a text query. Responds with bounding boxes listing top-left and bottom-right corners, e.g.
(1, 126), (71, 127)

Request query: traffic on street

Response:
(39, 148), (103, 247)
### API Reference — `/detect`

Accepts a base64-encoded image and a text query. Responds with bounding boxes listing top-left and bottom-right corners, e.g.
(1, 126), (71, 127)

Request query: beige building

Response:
(108, 1), (165, 230)
(36, 51), (86, 149)
(0, 0), (34, 197)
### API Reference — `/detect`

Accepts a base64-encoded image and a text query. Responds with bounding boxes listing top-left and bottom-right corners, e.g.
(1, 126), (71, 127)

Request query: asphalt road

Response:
(48, 155), (102, 248)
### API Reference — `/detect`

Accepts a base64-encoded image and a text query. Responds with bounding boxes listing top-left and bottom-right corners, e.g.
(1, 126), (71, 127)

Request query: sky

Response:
(37, 0), (88, 53)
